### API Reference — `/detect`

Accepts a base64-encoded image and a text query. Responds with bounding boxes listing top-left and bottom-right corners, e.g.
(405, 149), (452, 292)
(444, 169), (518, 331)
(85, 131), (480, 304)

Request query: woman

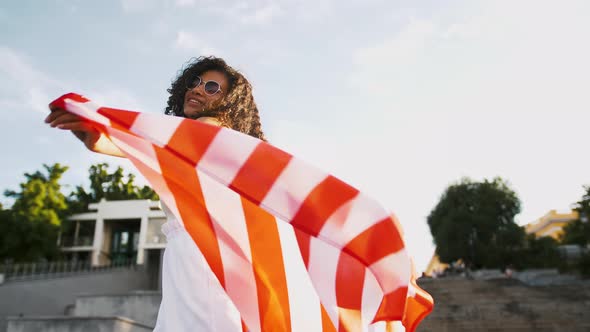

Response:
(45, 56), (265, 331)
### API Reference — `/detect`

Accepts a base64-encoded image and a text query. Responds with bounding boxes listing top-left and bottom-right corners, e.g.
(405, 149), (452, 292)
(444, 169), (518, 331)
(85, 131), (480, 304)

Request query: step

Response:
(73, 291), (161, 327)
(6, 316), (153, 332)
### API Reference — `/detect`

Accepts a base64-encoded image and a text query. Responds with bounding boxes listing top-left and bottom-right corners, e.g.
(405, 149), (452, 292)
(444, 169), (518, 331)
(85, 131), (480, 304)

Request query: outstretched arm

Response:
(45, 109), (222, 158)
(45, 108), (126, 158)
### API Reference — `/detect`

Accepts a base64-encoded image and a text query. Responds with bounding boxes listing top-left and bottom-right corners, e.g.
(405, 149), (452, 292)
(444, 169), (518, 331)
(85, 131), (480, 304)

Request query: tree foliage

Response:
(1, 164), (68, 262)
(68, 163), (158, 213)
(516, 234), (561, 269)
(5, 164), (69, 226)
(0, 210), (61, 262)
(427, 177), (523, 269)
(561, 185), (590, 247)
(1, 162), (159, 262)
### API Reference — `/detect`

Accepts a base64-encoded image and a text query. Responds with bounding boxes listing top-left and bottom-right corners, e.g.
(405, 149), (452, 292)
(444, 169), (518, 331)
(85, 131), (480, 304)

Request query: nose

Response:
(188, 82), (205, 95)
(189, 83), (205, 96)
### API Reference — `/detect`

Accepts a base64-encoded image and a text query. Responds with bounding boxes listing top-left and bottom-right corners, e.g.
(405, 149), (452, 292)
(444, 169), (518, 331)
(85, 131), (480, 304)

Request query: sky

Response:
(1, 0), (589, 272)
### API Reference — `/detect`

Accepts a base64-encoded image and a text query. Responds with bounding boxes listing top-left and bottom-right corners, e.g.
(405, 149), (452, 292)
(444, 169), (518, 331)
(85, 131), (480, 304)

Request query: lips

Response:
(186, 97), (204, 106)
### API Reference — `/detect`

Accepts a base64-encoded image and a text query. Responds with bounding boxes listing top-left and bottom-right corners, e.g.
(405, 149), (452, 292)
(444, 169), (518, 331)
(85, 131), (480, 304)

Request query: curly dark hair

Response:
(165, 56), (266, 141)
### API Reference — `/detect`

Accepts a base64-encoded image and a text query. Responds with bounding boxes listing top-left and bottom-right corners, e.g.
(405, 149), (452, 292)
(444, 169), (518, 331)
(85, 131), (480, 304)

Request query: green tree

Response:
(561, 185), (590, 247)
(427, 177), (523, 269)
(4, 164), (69, 226)
(1, 164), (68, 262)
(69, 163), (158, 212)
(516, 234), (561, 269)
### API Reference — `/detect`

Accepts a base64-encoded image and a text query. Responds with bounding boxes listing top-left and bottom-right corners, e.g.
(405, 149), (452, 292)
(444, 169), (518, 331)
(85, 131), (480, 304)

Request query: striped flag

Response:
(50, 93), (433, 332)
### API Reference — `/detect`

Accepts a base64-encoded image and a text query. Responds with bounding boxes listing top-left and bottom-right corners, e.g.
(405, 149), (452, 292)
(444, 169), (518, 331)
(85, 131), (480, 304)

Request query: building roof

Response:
(524, 209), (578, 238)
(69, 199), (166, 221)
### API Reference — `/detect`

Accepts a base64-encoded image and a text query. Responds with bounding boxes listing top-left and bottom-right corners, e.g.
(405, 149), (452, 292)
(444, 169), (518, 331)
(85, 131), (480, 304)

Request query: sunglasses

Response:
(186, 76), (223, 95)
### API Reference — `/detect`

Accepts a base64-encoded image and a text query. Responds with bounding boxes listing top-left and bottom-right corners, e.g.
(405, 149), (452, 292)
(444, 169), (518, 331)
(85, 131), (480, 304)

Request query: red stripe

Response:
(294, 229), (311, 268)
(242, 198), (292, 332)
(98, 107), (139, 129)
(49, 93), (89, 110)
(155, 144), (225, 286)
(291, 176), (358, 235)
(372, 286), (407, 323)
(230, 143), (292, 205)
(166, 119), (222, 166)
(336, 252), (365, 332)
(403, 295), (434, 332)
(343, 217), (405, 266)
(403, 278), (434, 332)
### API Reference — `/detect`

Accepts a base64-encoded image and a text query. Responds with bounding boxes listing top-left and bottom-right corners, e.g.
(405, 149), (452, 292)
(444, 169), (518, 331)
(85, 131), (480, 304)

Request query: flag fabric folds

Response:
(49, 93), (433, 332)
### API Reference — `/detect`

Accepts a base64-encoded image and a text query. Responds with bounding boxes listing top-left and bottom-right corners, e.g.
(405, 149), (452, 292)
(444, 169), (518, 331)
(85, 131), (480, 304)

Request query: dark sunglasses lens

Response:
(187, 77), (201, 89)
(204, 81), (220, 94)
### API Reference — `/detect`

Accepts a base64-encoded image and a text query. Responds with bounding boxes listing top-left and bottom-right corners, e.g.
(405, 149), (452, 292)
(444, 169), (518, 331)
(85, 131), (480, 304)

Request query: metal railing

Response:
(0, 259), (139, 283)
(60, 235), (94, 247)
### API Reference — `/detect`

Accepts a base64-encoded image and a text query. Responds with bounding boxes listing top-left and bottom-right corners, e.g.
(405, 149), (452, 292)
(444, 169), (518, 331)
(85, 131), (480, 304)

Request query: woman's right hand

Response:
(44, 108), (125, 157)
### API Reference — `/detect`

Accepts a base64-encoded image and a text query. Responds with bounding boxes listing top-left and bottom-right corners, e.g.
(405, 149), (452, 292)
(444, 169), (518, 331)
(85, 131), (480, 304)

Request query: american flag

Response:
(50, 93), (433, 332)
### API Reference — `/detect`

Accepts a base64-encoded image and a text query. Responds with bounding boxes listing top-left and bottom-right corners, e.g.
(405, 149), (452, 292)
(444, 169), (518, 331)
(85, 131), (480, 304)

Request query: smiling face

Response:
(183, 70), (229, 119)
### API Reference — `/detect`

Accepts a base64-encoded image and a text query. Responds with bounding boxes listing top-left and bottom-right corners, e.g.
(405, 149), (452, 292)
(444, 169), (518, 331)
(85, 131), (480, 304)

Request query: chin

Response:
(183, 108), (200, 119)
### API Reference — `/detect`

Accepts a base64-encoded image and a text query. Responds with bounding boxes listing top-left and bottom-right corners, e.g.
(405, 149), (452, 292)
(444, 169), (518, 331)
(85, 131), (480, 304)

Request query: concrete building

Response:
(61, 199), (168, 267)
(524, 209), (579, 240)
(1, 199), (168, 331)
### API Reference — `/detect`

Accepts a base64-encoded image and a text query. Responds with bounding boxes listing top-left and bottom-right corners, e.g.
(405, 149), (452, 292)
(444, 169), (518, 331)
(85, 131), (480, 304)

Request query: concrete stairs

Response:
(6, 291), (161, 332)
(7, 273), (590, 331)
(6, 316), (153, 332)
(74, 291), (161, 327)
(417, 277), (590, 332)
(0, 266), (156, 332)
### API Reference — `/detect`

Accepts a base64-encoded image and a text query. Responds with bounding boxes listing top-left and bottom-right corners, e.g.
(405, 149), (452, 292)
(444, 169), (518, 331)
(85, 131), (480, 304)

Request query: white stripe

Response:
(407, 282), (416, 297)
(368, 321), (387, 332)
(198, 169), (261, 332)
(108, 129), (162, 176)
(307, 236), (340, 328)
(261, 158), (328, 221)
(198, 127), (260, 186)
(129, 113), (184, 147)
(392, 321), (406, 332)
(319, 192), (391, 248)
(361, 267), (384, 332)
(64, 98), (111, 126)
(368, 321), (404, 332)
(276, 222), (323, 332)
(369, 249), (411, 294)
(106, 128), (183, 222)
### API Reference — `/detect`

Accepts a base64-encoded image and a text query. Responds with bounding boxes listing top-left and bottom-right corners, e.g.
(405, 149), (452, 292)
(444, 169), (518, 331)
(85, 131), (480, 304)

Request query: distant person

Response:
(505, 265), (514, 278)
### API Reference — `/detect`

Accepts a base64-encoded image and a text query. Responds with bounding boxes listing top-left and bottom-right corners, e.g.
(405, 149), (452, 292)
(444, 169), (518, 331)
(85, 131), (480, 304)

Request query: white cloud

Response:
(351, 18), (435, 94)
(353, 18), (435, 67)
(121, 0), (157, 12)
(0, 47), (66, 114)
(202, 0), (288, 25)
(442, 21), (479, 40)
(238, 2), (283, 25)
(86, 88), (147, 112)
(174, 30), (219, 55)
(290, 0), (335, 22)
(0, 47), (145, 113)
(0, 48), (62, 89)
(0, 46), (154, 211)
(344, 1), (590, 271)
(173, 0), (330, 26)
(174, 0), (196, 7)
(28, 87), (53, 114)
